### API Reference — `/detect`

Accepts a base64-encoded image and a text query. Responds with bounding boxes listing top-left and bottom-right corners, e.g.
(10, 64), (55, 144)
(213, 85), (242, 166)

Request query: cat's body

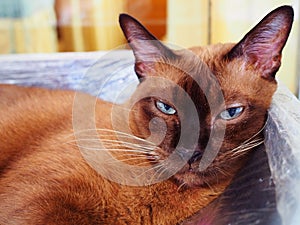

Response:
(0, 85), (227, 224)
(0, 6), (294, 225)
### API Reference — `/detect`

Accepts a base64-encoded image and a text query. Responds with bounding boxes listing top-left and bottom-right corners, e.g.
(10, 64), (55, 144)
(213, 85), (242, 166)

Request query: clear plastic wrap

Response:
(265, 83), (300, 225)
(0, 51), (299, 224)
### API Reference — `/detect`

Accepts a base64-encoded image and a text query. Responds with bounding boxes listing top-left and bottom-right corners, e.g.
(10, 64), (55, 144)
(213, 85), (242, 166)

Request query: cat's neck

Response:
(96, 168), (231, 224)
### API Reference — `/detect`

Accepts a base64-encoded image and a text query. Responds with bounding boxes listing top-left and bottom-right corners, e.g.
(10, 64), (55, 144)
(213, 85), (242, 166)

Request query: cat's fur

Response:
(0, 6), (293, 225)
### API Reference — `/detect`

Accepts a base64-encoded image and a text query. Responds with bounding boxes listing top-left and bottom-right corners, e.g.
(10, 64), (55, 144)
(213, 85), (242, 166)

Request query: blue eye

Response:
(220, 106), (244, 120)
(156, 101), (176, 115)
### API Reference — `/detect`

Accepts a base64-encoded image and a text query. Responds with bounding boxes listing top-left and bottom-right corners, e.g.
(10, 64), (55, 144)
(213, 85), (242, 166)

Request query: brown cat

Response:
(0, 5), (293, 225)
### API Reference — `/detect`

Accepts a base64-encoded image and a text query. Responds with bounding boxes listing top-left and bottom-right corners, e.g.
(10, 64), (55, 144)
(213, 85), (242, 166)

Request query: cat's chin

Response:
(172, 173), (205, 188)
(172, 164), (227, 189)
(172, 165), (210, 188)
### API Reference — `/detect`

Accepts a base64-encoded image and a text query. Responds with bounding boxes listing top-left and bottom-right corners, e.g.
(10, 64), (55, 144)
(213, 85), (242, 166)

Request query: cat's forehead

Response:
(155, 47), (221, 82)
(144, 42), (276, 109)
(170, 43), (276, 107)
(190, 44), (277, 106)
(188, 43), (235, 68)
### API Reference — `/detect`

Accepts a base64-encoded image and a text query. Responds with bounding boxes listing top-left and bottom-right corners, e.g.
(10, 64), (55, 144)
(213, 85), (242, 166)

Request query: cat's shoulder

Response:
(0, 84), (75, 108)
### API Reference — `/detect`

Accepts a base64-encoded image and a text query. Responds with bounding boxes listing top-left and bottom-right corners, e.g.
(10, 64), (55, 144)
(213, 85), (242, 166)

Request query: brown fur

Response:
(0, 6), (293, 225)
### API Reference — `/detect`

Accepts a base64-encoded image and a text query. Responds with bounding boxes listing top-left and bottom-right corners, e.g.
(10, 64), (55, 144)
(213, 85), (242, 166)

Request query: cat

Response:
(0, 5), (293, 225)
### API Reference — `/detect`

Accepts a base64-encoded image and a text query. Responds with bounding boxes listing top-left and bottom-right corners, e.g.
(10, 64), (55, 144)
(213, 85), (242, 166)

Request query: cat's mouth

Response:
(173, 165), (210, 187)
(151, 145), (234, 187)
(148, 146), (209, 186)
(171, 149), (224, 188)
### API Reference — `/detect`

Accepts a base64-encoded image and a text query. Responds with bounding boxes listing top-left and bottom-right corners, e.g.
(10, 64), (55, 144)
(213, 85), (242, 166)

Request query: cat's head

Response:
(118, 6), (293, 188)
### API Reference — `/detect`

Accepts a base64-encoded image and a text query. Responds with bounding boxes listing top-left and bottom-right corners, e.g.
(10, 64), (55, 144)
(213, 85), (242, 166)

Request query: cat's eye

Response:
(156, 100), (176, 115)
(220, 106), (244, 120)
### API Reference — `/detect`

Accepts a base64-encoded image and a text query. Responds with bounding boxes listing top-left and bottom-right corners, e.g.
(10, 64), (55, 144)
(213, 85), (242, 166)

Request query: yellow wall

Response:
(166, 0), (299, 94)
(211, 0), (299, 94)
(57, 0), (125, 52)
(0, 8), (57, 53)
(0, 0), (298, 93)
(167, 0), (209, 47)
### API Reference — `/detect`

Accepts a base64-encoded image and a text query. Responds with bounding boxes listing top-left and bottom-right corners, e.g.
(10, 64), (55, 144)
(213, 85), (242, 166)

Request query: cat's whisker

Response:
(67, 138), (152, 147)
(231, 142), (261, 154)
(105, 156), (155, 166)
(99, 139), (156, 150)
(202, 177), (216, 193)
(230, 136), (264, 153)
(213, 168), (222, 184)
(66, 138), (156, 152)
(155, 166), (169, 182)
(105, 152), (149, 159)
(213, 165), (230, 178)
(94, 128), (155, 145)
(229, 145), (264, 161)
(237, 122), (266, 146)
(70, 132), (153, 145)
(70, 128), (156, 146)
(136, 162), (164, 182)
(74, 145), (152, 155)
(82, 139), (155, 151)
(149, 165), (165, 185)
(177, 182), (187, 192)
(231, 139), (264, 156)
(211, 169), (220, 186)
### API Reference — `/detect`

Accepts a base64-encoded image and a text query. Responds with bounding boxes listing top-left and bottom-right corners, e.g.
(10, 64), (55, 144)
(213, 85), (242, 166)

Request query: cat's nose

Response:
(188, 151), (203, 165)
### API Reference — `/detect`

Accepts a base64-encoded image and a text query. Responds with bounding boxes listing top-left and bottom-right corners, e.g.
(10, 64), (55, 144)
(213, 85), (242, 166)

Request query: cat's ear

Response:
(225, 5), (294, 80)
(119, 14), (176, 79)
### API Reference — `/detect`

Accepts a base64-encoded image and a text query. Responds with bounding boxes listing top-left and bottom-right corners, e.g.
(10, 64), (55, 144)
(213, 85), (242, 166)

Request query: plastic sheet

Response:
(265, 84), (300, 225)
(0, 51), (299, 224)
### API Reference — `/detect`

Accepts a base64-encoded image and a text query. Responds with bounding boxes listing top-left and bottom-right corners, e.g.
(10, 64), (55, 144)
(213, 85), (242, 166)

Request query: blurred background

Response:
(0, 0), (299, 95)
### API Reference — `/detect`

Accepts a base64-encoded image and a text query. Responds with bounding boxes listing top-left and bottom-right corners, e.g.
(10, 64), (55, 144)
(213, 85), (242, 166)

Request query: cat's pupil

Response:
(164, 104), (171, 110)
(156, 100), (176, 115)
(228, 108), (237, 117)
(219, 106), (243, 120)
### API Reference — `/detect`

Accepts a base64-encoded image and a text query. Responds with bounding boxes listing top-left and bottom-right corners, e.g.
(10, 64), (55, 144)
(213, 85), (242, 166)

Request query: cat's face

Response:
(118, 6), (293, 187)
